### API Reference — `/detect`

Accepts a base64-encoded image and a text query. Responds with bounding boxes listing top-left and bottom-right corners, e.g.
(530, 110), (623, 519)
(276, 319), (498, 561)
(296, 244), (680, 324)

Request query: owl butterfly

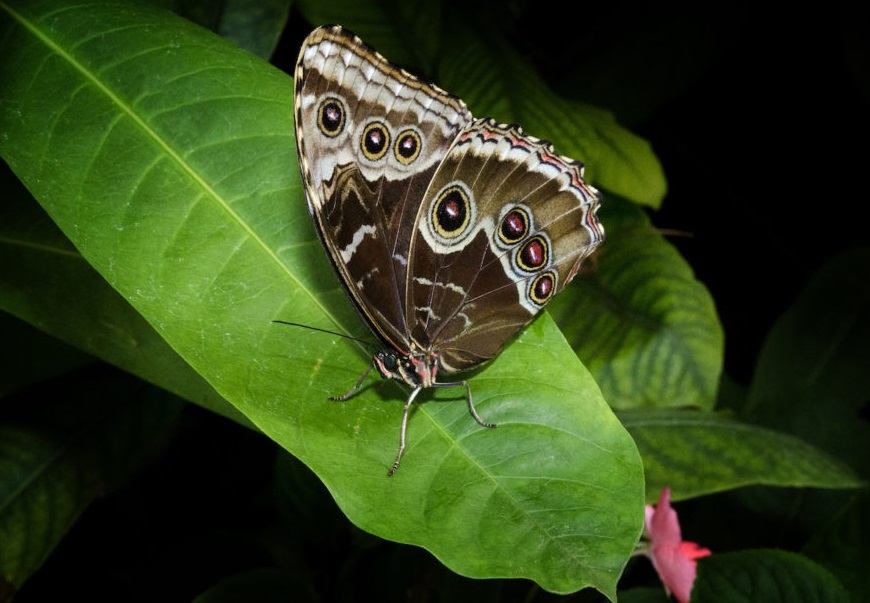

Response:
(293, 25), (604, 475)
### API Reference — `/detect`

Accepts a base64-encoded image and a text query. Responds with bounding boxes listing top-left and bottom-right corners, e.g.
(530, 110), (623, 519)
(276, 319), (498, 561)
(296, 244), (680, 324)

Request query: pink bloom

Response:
(639, 488), (711, 603)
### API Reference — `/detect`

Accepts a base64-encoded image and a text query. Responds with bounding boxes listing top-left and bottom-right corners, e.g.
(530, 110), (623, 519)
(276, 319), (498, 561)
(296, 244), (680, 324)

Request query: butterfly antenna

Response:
(272, 320), (373, 347)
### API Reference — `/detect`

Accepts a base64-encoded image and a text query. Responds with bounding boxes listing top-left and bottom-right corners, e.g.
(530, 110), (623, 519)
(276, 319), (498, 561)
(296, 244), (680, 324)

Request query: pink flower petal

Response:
(651, 542), (699, 603)
(643, 488), (712, 603)
(648, 488), (682, 545)
(680, 540), (712, 561)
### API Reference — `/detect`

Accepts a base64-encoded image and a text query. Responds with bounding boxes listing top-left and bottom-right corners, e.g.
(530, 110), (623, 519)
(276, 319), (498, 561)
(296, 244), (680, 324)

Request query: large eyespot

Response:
(361, 121), (390, 161)
(498, 206), (530, 245)
(529, 271), (556, 305)
(317, 97), (345, 137)
(431, 184), (471, 238)
(394, 128), (422, 165)
(516, 235), (549, 272)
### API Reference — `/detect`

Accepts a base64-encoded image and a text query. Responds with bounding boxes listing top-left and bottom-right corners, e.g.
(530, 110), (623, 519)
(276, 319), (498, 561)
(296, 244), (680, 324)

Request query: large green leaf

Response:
(0, 0), (644, 596)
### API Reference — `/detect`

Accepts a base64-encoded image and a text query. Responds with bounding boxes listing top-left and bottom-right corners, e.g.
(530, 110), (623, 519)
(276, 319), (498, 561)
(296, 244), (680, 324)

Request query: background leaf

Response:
(802, 492), (870, 601)
(0, 0), (644, 597)
(294, 0), (443, 73)
(550, 197), (723, 411)
(0, 312), (92, 398)
(175, 0), (293, 61)
(693, 550), (849, 603)
(743, 246), (870, 476)
(621, 409), (864, 502)
(0, 164), (250, 426)
(553, 6), (731, 126)
(434, 23), (667, 209)
(0, 370), (183, 591)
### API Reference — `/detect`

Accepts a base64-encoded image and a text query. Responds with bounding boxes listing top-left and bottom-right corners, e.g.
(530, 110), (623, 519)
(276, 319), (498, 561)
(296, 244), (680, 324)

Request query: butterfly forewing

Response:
(294, 26), (473, 353)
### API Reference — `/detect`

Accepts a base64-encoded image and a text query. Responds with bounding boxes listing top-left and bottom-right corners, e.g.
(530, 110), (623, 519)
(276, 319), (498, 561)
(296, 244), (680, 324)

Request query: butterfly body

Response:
(293, 26), (604, 474)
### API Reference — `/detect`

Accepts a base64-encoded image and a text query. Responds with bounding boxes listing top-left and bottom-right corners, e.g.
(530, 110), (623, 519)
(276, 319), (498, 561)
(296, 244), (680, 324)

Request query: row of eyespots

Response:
(317, 97), (422, 165)
(499, 208), (556, 305)
(429, 186), (557, 307)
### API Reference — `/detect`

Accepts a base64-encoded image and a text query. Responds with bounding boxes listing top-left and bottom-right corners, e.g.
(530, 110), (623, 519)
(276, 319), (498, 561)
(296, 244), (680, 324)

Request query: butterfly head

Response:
(373, 348), (439, 389)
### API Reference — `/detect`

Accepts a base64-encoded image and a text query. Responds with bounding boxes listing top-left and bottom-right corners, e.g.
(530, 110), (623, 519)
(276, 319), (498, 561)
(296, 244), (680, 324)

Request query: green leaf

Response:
(621, 408), (864, 501)
(693, 550), (849, 603)
(0, 0), (644, 596)
(0, 372), (184, 591)
(549, 197), (724, 411)
(744, 246), (870, 478)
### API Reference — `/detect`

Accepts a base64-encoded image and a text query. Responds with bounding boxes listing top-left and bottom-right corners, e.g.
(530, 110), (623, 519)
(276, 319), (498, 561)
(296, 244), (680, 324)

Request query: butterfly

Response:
(293, 25), (604, 475)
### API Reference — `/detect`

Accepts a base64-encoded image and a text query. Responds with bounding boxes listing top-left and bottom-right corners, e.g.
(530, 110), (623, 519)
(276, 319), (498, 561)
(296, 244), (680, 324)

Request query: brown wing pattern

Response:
(294, 26), (473, 350)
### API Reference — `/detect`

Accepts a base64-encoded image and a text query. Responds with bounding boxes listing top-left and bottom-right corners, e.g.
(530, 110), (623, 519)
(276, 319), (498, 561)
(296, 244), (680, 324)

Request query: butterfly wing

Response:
(406, 118), (604, 374)
(294, 26), (474, 350)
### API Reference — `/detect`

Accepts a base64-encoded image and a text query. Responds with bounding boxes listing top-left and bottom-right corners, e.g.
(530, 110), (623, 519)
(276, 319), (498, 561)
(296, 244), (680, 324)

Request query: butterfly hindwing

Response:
(406, 119), (603, 373)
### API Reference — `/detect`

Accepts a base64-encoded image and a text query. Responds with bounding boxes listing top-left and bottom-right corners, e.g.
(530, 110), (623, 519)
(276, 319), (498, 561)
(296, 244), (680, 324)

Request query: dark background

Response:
(516, 3), (869, 385)
(616, 4), (869, 383)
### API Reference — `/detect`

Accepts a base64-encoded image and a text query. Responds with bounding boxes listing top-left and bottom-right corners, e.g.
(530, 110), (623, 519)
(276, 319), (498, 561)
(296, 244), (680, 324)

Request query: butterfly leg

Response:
(388, 386), (424, 477)
(433, 380), (497, 429)
(461, 380), (497, 429)
(329, 364), (375, 401)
